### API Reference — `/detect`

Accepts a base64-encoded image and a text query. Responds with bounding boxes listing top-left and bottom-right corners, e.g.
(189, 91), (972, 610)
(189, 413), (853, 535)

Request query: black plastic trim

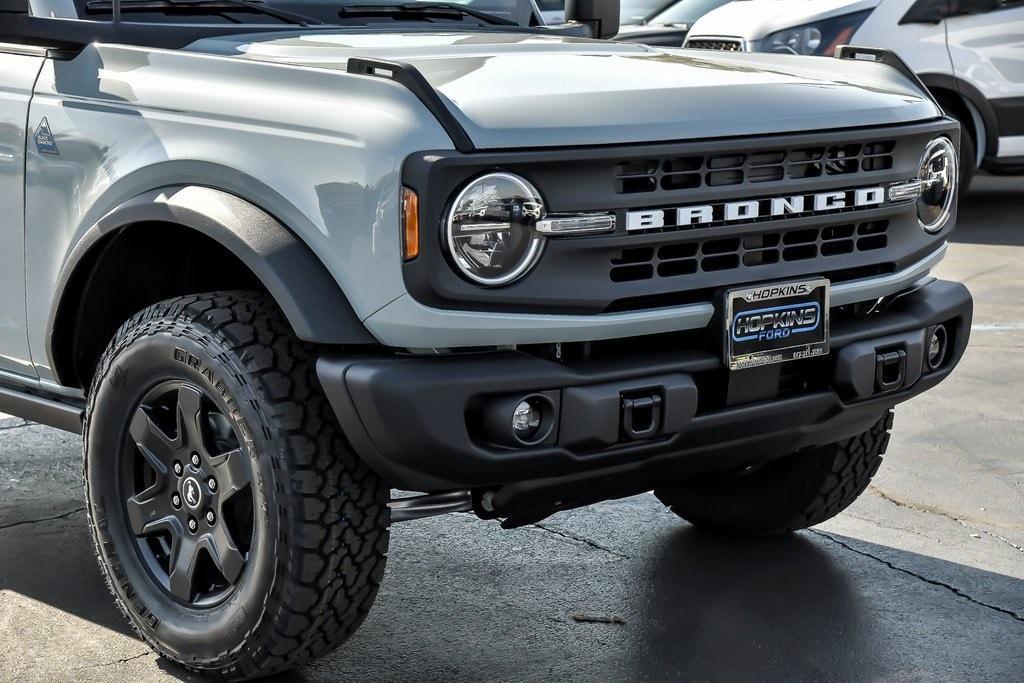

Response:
(48, 186), (375, 386)
(0, 383), (84, 433)
(347, 57), (475, 153)
(317, 278), (972, 492)
(991, 96), (1024, 138)
(835, 45), (941, 108)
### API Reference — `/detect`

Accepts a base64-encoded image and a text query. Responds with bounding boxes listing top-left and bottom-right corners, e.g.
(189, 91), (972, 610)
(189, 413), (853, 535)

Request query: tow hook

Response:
(875, 348), (908, 392)
(621, 393), (662, 441)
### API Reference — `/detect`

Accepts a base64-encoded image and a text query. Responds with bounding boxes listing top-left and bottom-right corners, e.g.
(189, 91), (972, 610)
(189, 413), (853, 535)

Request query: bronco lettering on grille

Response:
(626, 185), (888, 231)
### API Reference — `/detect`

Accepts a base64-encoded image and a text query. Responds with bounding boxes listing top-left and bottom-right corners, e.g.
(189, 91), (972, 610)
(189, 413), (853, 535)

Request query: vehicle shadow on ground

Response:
(0, 512), (132, 637)
(625, 527), (1024, 680)
(3, 513), (1023, 680)
(951, 174), (1023, 247)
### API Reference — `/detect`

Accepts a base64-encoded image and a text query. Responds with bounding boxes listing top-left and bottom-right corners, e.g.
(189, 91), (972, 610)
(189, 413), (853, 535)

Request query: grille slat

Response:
(609, 220), (890, 283)
(686, 38), (743, 51)
(614, 140), (896, 196)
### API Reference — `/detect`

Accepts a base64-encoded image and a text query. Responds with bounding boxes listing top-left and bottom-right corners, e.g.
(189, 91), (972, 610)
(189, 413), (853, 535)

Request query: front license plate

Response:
(725, 278), (830, 371)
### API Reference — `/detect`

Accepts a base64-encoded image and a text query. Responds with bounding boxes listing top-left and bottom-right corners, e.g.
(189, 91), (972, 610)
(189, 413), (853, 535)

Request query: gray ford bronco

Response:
(0, 0), (971, 677)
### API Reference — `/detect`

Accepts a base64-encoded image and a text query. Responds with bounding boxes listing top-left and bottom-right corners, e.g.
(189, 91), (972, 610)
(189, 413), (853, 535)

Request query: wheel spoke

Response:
(168, 536), (200, 601)
(209, 448), (250, 498)
(126, 487), (175, 536)
(176, 385), (206, 452)
(207, 526), (246, 584)
(129, 407), (177, 470)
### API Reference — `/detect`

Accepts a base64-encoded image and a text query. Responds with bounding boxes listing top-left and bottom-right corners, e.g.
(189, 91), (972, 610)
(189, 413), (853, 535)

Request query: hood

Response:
(188, 30), (939, 150)
(615, 23), (690, 46)
(687, 0), (880, 42)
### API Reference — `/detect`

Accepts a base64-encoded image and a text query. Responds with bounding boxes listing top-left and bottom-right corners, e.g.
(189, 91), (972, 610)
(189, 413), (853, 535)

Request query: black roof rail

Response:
(834, 45), (940, 109)
(347, 57), (475, 154)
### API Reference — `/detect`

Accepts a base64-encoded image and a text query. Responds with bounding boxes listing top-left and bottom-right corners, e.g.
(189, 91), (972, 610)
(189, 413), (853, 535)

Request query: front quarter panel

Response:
(25, 44), (453, 382)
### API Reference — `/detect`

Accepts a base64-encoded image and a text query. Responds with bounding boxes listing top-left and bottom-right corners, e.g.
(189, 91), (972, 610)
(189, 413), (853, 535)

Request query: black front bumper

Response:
(318, 279), (971, 519)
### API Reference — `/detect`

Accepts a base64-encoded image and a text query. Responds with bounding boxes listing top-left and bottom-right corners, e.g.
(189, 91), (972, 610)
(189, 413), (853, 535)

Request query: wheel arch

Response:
(918, 72), (998, 161)
(48, 186), (377, 388)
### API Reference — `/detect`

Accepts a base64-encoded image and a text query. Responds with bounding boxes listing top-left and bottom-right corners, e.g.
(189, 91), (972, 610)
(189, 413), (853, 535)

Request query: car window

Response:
(902, 0), (1024, 23)
(529, 0), (674, 24)
(29, 0), (540, 25)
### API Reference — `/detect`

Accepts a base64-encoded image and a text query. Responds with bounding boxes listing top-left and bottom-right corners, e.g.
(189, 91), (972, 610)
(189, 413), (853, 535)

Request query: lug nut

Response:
(190, 453), (201, 467)
(207, 477), (217, 492)
(171, 493), (182, 508)
(187, 517), (198, 533)
(172, 461), (183, 477)
(206, 510), (216, 525)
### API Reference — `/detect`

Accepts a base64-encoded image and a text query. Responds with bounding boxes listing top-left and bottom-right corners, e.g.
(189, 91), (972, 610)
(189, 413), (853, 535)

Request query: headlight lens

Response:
(762, 11), (872, 56)
(445, 172), (545, 286)
(917, 137), (957, 233)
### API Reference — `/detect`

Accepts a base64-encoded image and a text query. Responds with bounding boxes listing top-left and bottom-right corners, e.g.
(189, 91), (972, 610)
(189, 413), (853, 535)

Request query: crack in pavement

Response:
(0, 421), (32, 431)
(530, 523), (631, 559)
(0, 506), (85, 531)
(869, 486), (1024, 554)
(71, 651), (151, 670)
(812, 530), (1024, 624)
(843, 512), (947, 544)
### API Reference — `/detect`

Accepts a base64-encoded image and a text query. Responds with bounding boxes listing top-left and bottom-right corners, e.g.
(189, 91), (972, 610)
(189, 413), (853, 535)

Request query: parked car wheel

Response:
(654, 411), (892, 537)
(84, 291), (389, 678)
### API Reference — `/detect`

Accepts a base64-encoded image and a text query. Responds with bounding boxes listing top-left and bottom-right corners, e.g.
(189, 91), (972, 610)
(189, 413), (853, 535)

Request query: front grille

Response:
(615, 141), (896, 195)
(403, 119), (955, 316)
(686, 38), (744, 51)
(610, 220), (890, 283)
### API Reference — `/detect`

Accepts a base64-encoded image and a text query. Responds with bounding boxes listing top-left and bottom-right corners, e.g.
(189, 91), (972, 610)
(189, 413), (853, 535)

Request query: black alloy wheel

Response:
(124, 381), (254, 607)
(85, 291), (390, 679)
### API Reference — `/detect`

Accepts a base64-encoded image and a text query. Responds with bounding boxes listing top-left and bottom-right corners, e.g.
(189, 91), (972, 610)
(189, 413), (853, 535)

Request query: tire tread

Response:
(83, 291), (389, 680)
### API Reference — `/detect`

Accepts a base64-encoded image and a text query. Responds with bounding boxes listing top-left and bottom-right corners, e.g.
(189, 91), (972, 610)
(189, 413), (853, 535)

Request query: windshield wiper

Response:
(338, 3), (517, 26)
(85, 0), (323, 26)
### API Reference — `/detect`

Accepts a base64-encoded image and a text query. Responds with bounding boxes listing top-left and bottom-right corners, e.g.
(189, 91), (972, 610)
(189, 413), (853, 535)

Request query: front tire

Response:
(84, 292), (389, 679)
(655, 411), (892, 538)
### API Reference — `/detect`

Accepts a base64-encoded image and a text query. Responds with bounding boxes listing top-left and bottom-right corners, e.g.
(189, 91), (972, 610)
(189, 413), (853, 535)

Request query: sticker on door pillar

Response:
(33, 118), (59, 155)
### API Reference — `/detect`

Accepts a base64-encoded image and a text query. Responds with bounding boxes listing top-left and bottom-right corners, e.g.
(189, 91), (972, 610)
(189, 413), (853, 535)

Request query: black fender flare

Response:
(918, 72), (999, 160)
(48, 186), (376, 384)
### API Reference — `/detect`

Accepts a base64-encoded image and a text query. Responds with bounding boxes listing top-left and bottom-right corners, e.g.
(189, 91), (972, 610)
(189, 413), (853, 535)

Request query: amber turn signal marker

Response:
(402, 187), (419, 261)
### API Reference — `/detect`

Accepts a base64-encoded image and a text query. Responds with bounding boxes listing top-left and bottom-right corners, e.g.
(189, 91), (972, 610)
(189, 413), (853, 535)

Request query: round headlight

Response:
(445, 172), (545, 286)
(917, 137), (957, 233)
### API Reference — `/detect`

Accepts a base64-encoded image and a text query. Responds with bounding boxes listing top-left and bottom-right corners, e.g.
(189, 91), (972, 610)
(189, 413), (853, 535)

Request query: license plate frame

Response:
(725, 278), (830, 371)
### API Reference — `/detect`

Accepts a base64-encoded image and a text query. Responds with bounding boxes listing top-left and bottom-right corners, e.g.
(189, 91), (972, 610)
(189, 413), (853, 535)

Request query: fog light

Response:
(480, 392), (558, 448)
(512, 399), (542, 440)
(927, 324), (948, 371)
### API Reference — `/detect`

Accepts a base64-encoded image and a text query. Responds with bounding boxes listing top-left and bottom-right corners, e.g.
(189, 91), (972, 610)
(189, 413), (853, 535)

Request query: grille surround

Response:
(400, 119), (959, 316)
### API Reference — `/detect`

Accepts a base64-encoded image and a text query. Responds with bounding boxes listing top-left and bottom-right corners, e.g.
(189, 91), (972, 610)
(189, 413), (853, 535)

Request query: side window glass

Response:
(29, 0), (83, 19)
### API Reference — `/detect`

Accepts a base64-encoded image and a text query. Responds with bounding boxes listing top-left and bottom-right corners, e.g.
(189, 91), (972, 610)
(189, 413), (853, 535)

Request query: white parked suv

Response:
(684, 0), (1024, 189)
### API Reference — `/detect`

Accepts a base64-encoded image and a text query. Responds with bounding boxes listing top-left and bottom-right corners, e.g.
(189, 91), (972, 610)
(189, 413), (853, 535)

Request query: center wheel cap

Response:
(181, 476), (204, 510)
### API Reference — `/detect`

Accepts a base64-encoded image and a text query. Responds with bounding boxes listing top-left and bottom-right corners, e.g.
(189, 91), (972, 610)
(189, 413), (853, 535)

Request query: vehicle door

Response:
(0, 45), (45, 377)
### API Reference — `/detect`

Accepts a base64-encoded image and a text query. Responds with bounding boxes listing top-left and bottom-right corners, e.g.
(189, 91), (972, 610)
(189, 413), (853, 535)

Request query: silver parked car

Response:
(0, 0), (970, 678)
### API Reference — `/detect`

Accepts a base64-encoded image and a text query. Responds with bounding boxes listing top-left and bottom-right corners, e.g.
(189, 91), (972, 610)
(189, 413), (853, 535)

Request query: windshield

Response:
(532, 0), (673, 25)
(646, 0), (728, 25)
(30, 0), (541, 27)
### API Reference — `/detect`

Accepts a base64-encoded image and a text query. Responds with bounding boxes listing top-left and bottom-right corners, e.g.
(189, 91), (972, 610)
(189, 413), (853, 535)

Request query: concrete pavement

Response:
(1, 174), (1021, 681)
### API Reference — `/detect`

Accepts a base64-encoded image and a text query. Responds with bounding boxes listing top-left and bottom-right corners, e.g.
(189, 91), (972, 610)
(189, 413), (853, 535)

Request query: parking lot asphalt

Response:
(1, 174), (1022, 682)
